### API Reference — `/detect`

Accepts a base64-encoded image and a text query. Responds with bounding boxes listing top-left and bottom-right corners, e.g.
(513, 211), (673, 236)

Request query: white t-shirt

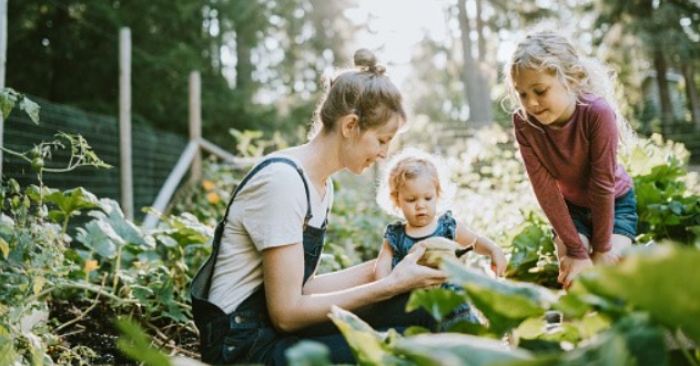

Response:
(208, 155), (334, 314)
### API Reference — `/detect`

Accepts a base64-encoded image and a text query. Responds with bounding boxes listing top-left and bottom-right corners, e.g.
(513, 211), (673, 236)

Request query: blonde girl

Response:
(503, 29), (638, 289)
(375, 148), (507, 280)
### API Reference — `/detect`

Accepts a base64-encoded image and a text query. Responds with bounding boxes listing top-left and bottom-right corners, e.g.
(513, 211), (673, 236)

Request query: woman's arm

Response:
(454, 221), (507, 276)
(263, 242), (447, 333)
(302, 260), (377, 294)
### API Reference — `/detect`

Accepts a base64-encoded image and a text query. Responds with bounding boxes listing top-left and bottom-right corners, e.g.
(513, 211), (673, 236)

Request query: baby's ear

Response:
(340, 114), (360, 138)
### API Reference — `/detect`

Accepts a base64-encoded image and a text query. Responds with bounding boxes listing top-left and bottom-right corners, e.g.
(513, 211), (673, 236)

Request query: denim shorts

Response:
(563, 188), (638, 242)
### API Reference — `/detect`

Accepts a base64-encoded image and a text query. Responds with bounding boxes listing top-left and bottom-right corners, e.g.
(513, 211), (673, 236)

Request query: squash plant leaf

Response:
(116, 317), (171, 366)
(441, 258), (557, 336)
(328, 306), (410, 366)
(577, 244), (700, 345)
(406, 287), (469, 321)
(394, 333), (533, 366)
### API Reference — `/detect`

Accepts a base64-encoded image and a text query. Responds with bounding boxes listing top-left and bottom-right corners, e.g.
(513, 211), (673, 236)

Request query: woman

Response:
(190, 48), (447, 365)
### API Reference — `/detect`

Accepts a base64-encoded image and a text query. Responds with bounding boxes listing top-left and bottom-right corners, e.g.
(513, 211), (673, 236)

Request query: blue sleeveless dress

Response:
(383, 210), (481, 329)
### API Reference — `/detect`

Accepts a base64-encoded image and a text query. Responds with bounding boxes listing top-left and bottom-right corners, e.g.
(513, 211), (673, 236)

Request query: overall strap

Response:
(216, 157), (313, 250)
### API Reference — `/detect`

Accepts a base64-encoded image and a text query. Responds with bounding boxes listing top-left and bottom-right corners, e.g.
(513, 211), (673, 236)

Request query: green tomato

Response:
(31, 157), (45, 171)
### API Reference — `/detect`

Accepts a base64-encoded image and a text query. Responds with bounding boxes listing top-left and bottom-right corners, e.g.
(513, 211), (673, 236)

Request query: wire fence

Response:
(3, 96), (188, 223)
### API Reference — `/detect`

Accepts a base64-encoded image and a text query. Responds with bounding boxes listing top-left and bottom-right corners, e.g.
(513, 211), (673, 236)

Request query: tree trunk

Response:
(233, 0), (257, 110)
(476, 0), (486, 61)
(652, 49), (674, 135)
(457, 0), (492, 126)
(681, 62), (700, 130)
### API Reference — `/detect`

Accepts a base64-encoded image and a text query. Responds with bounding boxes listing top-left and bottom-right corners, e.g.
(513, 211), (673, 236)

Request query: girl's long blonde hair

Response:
(502, 29), (635, 147)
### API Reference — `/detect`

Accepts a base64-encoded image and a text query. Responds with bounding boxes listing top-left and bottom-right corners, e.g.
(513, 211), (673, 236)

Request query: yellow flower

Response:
(83, 259), (99, 273)
(202, 180), (216, 191)
(206, 192), (221, 205)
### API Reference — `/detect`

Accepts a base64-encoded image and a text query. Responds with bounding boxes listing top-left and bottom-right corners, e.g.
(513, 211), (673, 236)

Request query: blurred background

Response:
(6, 0), (700, 152)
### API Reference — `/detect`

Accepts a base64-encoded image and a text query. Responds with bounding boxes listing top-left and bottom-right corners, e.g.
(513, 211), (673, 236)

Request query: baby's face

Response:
(396, 175), (438, 228)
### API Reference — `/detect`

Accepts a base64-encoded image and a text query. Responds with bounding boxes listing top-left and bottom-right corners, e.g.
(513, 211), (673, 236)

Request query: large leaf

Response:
(394, 333), (533, 366)
(506, 313), (667, 366)
(0, 326), (19, 366)
(576, 244), (700, 344)
(89, 199), (153, 248)
(75, 220), (126, 258)
(406, 287), (469, 321)
(116, 318), (171, 366)
(45, 187), (100, 222)
(442, 259), (557, 335)
(285, 340), (332, 366)
(328, 306), (410, 366)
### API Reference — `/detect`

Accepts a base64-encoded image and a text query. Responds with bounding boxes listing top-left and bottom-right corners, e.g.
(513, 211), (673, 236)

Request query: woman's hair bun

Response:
(354, 48), (385, 74)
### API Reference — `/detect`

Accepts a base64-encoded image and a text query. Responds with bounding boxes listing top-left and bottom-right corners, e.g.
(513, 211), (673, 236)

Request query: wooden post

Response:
(119, 28), (133, 220)
(0, 0), (7, 173)
(189, 71), (202, 183)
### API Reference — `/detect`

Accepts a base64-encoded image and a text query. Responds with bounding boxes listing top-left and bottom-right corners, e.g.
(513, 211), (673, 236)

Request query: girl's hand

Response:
(558, 256), (593, 290)
(387, 244), (448, 294)
(488, 246), (508, 277)
(591, 249), (622, 265)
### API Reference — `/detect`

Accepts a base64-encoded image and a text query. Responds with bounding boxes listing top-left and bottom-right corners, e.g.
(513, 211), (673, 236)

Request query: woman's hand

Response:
(387, 244), (448, 295)
(558, 256), (593, 290)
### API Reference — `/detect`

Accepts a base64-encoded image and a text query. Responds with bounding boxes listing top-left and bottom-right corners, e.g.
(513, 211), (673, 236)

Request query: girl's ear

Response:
(340, 114), (360, 138)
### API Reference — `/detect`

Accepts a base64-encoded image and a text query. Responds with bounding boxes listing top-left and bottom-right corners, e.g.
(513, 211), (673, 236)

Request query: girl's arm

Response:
(454, 221), (507, 276)
(374, 239), (395, 280)
(263, 241), (447, 333)
(586, 102), (620, 253)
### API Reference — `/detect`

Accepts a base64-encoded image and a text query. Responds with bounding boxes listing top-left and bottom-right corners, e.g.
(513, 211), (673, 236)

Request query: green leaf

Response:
(0, 236), (9, 259)
(577, 245), (700, 344)
(75, 221), (123, 258)
(285, 340), (332, 366)
(406, 287), (469, 321)
(45, 187), (100, 221)
(394, 333), (533, 365)
(19, 96), (40, 124)
(90, 199), (153, 248)
(0, 327), (19, 366)
(328, 306), (410, 366)
(442, 259), (556, 335)
(116, 317), (171, 366)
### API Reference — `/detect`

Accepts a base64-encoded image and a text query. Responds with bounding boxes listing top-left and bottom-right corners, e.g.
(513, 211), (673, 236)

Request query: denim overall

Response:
(190, 157), (326, 365)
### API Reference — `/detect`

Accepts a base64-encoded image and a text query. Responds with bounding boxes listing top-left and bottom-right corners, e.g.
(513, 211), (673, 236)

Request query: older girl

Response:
(503, 30), (638, 289)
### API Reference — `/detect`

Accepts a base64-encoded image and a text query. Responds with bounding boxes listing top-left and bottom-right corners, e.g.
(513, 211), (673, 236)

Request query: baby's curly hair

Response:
(376, 148), (455, 218)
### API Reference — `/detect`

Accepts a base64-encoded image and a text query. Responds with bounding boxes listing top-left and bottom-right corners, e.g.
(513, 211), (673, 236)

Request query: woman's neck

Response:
(284, 135), (341, 187)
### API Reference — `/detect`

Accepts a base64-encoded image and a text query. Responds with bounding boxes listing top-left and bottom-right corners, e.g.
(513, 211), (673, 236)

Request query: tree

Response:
(6, 0), (356, 146)
(591, 0), (700, 134)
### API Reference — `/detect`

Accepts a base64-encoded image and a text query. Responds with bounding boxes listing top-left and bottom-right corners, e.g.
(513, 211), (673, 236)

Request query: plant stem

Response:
(0, 147), (31, 163)
(112, 246), (122, 293)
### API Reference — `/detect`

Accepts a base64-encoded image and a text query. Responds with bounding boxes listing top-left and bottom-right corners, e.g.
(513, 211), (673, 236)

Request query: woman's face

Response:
(512, 67), (577, 127)
(343, 114), (402, 174)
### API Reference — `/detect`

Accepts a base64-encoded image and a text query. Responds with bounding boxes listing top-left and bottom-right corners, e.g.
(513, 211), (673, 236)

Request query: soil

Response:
(49, 299), (200, 365)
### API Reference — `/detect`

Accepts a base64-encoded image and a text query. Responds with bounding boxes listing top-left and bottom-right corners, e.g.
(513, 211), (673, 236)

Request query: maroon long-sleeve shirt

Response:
(513, 95), (632, 259)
